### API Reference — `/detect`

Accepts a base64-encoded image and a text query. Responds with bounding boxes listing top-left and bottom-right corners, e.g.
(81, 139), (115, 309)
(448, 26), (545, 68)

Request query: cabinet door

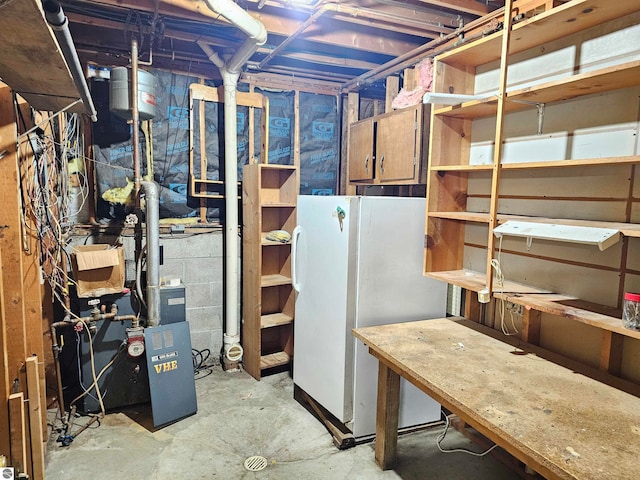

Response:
(348, 118), (374, 182)
(376, 107), (418, 183)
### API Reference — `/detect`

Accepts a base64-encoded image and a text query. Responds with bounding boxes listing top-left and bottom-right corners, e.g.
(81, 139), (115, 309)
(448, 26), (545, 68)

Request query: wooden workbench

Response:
(353, 317), (640, 480)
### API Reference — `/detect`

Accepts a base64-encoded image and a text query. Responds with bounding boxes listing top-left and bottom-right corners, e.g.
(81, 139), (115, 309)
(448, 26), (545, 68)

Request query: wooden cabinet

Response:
(424, 0), (640, 372)
(348, 104), (429, 185)
(242, 164), (298, 380)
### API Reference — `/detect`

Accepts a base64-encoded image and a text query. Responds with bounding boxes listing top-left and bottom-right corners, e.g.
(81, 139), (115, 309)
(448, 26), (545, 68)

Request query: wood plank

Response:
(0, 85), (28, 392)
(260, 351), (290, 369)
(0, 241), (9, 460)
(521, 309), (541, 345)
(600, 330), (623, 375)
(260, 274), (293, 288)
(434, 61), (640, 119)
(25, 357), (44, 480)
(261, 313), (293, 329)
(494, 292), (640, 341)
(374, 362), (400, 470)
(242, 164), (262, 380)
(343, 92), (359, 195)
(0, 0), (82, 113)
(353, 317), (640, 479)
(438, 0), (640, 67)
(426, 269), (553, 295)
(385, 76), (400, 112)
(428, 211), (491, 223)
(486, 0), (515, 298)
(8, 393), (27, 476)
(16, 106), (46, 424)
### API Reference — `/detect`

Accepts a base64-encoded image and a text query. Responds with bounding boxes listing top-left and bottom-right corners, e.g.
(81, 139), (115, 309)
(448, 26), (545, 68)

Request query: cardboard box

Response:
(72, 245), (125, 298)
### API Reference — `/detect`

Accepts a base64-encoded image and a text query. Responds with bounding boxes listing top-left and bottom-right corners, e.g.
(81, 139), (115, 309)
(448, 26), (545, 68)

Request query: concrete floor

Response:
(45, 368), (519, 479)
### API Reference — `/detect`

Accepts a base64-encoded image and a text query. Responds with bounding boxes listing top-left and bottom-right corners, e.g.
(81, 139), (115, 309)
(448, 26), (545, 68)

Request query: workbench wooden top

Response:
(353, 317), (640, 480)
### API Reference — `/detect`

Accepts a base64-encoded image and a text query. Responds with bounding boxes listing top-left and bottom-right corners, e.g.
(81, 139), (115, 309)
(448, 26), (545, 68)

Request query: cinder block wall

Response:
(156, 232), (224, 357)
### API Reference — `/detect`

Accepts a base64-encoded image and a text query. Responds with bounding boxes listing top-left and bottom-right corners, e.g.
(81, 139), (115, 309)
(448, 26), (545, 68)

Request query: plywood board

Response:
(0, 0), (82, 112)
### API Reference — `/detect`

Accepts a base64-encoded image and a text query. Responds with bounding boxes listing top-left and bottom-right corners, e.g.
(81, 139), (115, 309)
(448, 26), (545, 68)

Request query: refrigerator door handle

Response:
(291, 225), (302, 293)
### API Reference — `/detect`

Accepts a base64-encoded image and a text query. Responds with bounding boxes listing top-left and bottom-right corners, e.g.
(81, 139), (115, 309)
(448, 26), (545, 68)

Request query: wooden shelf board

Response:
(501, 156), (640, 170)
(428, 211), (491, 223)
(431, 164), (494, 172)
(439, 0), (640, 67)
(261, 313), (293, 329)
(261, 203), (297, 208)
(494, 291), (640, 340)
(261, 274), (292, 287)
(426, 269), (552, 295)
(435, 61), (640, 119)
(260, 351), (291, 369)
(259, 164), (297, 170)
(496, 214), (640, 238)
(260, 233), (292, 246)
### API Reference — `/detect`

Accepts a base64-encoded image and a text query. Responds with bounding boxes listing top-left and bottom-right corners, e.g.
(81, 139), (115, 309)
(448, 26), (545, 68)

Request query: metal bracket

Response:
(510, 99), (545, 135)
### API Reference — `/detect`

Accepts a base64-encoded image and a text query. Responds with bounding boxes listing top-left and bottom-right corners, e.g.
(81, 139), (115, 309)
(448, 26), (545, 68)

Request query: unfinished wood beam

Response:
(342, 92), (359, 195)
(600, 330), (624, 376)
(16, 102), (46, 416)
(385, 76), (400, 112)
(8, 393), (27, 476)
(521, 309), (541, 345)
(464, 289), (482, 322)
(0, 247), (9, 456)
(0, 85), (28, 390)
(26, 357), (45, 480)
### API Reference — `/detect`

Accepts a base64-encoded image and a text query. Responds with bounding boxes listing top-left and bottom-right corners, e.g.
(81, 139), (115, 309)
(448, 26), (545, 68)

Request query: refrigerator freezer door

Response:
(351, 197), (446, 437)
(293, 196), (358, 422)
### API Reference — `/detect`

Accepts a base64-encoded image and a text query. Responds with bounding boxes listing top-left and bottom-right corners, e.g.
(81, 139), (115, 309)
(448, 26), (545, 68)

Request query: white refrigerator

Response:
(292, 195), (446, 438)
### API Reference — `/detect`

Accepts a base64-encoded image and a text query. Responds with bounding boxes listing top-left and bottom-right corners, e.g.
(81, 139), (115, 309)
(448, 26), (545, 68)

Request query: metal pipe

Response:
(131, 37), (142, 204)
(141, 180), (161, 327)
(42, 0), (98, 122)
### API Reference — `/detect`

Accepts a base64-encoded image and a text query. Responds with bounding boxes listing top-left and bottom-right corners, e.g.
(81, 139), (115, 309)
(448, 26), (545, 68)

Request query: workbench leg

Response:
(375, 361), (400, 470)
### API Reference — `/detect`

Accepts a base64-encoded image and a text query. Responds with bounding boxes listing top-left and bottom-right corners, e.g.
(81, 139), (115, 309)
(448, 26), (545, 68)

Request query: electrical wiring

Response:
(436, 411), (499, 457)
(491, 235), (518, 336)
(192, 348), (214, 379)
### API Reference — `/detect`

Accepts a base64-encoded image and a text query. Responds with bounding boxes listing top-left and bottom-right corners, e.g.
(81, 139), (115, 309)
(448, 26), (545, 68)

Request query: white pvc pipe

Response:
(199, 0), (267, 368)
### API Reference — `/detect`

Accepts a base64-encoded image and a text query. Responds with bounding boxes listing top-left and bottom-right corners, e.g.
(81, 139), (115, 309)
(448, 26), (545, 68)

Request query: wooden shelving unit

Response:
(242, 163), (298, 380)
(424, 0), (640, 373)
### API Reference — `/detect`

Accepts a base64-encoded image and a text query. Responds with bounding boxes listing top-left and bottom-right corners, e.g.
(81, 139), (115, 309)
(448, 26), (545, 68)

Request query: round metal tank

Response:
(109, 67), (157, 121)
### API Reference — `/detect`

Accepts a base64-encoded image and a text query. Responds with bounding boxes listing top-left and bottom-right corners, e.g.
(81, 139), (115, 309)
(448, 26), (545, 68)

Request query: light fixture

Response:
(493, 221), (621, 251)
(422, 92), (486, 105)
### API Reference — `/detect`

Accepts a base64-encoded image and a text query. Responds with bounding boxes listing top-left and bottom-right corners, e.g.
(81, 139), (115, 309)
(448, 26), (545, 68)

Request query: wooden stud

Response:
(385, 76), (400, 113)
(198, 78), (207, 223)
(16, 104), (46, 417)
(485, 0), (515, 294)
(343, 92), (359, 195)
(464, 289), (482, 323)
(0, 85), (28, 393)
(521, 309), (541, 345)
(600, 331), (624, 376)
(0, 246), (9, 456)
(8, 392), (27, 476)
(26, 357), (45, 480)
(403, 67), (417, 91)
(294, 91), (300, 168)
(375, 360), (400, 470)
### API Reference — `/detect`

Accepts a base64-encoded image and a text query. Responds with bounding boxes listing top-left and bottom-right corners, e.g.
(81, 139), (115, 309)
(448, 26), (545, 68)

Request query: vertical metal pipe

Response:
(141, 181), (161, 327)
(131, 38), (141, 206)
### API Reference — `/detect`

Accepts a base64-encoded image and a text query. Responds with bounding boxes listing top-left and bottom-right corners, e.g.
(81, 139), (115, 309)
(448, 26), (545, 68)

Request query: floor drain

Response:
(244, 455), (268, 472)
